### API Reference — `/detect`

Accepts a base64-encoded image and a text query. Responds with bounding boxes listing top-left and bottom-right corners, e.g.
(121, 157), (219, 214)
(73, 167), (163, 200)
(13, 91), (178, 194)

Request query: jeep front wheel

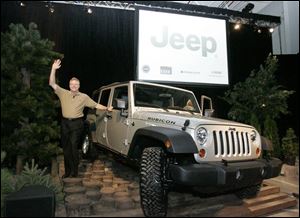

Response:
(140, 147), (168, 217)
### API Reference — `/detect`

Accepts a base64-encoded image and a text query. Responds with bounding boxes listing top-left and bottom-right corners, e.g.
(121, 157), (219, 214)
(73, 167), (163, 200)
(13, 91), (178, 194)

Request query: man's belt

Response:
(62, 117), (83, 121)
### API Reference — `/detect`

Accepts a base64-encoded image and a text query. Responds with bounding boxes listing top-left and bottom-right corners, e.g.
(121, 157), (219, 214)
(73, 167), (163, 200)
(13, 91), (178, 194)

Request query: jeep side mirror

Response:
(115, 99), (126, 109)
(204, 109), (214, 117)
(200, 95), (214, 117)
(114, 98), (128, 117)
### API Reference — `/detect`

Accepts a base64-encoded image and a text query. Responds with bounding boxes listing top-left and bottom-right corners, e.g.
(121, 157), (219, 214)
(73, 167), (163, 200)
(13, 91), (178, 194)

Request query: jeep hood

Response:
(133, 111), (253, 129)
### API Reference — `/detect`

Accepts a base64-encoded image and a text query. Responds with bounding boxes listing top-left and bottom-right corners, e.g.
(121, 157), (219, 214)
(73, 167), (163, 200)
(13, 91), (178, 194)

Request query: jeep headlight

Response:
(250, 130), (257, 141)
(196, 127), (208, 145)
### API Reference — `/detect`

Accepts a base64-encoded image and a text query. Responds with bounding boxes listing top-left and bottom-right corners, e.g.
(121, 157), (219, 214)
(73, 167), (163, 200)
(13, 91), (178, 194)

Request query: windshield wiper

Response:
(168, 106), (194, 114)
(137, 102), (169, 112)
(167, 106), (183, 110)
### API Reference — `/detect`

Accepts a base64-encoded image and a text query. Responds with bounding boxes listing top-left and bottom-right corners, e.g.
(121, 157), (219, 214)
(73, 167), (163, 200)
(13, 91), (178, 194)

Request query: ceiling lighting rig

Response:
(48, 1), (281, 30)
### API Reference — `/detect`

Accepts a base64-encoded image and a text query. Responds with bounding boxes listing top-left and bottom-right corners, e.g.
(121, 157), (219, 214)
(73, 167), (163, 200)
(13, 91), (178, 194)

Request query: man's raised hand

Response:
(52, 59), (61, 71)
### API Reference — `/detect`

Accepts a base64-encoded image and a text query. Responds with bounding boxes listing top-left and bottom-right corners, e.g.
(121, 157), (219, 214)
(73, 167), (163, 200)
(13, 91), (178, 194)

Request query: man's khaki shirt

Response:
(55, 86), (97, 118)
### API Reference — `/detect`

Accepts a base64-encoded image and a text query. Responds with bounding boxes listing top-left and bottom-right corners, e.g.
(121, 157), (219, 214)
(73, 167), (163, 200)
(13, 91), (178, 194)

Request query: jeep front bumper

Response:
(169, 158), (282, 187)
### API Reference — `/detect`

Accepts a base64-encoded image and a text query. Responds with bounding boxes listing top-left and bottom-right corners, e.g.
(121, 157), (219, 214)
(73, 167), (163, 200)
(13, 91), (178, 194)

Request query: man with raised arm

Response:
(49, 59), (112, 178)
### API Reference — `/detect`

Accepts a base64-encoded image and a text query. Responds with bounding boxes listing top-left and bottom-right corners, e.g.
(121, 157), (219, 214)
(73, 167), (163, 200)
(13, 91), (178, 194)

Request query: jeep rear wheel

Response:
(140, 147), (168, 217)
(235, 183), (262, 199)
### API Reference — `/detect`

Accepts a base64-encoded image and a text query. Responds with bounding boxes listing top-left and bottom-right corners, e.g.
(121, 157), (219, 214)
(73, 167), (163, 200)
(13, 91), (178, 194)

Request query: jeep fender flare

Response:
(128, 126), (198, 159)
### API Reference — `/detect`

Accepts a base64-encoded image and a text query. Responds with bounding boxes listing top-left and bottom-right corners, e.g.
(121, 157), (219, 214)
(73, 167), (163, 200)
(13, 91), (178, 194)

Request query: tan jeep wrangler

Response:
(82, 81), (282, 217)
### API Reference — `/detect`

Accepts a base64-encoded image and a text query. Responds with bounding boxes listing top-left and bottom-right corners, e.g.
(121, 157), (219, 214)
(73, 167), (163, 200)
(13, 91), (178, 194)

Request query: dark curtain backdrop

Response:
(1, 1), (298, 136)
(1, 1), (135, 95)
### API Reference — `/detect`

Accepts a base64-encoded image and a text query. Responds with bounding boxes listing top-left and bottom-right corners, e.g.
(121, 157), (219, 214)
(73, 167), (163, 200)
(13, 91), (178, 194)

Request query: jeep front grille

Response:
(212, 130), (251, 157)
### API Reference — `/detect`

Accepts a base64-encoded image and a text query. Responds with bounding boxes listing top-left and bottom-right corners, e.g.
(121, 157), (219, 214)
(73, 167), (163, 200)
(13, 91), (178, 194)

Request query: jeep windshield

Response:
(133, 84), (200, 113)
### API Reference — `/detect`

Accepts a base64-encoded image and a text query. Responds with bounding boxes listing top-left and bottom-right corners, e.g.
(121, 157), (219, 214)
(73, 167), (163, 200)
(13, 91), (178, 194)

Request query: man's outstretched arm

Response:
(49, 59), (61, 90)
(96, 104), (113, 112)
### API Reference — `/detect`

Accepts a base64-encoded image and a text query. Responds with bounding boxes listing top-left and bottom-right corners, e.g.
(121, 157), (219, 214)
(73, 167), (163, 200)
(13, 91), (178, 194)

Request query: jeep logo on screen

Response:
(151, 26), (217, 57)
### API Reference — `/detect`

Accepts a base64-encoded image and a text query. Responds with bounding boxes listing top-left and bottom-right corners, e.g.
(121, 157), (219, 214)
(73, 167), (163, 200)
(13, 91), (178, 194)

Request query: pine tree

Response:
(263, 116), (281, 158)
(249, 113), (261, 134)
(1, 23), (63, 167)
(281, 128), (299, 165)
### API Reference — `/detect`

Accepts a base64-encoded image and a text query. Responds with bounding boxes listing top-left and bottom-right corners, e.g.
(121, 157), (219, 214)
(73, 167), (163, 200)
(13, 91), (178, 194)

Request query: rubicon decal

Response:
(147, 117), (176, 125)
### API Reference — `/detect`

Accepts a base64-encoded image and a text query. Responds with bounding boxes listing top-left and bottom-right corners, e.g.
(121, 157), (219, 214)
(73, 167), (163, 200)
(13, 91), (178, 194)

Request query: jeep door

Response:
(106, 85), (130, 154)
(95, 88), (111, 146)
(87, 89), (100, 143)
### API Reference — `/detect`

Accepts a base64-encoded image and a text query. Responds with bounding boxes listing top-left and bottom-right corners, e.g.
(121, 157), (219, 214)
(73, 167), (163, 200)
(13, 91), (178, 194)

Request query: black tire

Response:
(140, 147), (168, 217)
(235, 183), (262, 199)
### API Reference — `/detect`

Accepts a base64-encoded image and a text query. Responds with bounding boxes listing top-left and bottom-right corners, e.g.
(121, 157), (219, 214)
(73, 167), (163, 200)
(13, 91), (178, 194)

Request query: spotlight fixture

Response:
(269, 27), (274, 33)
(254, 25), (262, 34)
(20, 1), (25, 7)
(234, 23), (241, 30)
(87, 7), (92, 14)
(84, 5), (93, 14)
(49, 6), (55, 13)
(46, 2), (55, 13)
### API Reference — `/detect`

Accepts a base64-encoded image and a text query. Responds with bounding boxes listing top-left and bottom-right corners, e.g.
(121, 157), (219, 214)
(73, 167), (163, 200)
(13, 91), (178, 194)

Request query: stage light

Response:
(253, 25), (262, 34)
(234, 23), (241, 30)
(49, 5), (55, 13)
(84, 6), (93, 14)
(269, 28), (274, 33)
(45, 2), (55, 13)
(20, 1), (25, 7)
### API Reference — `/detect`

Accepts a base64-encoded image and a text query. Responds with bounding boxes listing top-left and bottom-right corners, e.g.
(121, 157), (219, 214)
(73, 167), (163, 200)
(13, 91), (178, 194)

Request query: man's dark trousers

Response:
(61, 117), (84, 177)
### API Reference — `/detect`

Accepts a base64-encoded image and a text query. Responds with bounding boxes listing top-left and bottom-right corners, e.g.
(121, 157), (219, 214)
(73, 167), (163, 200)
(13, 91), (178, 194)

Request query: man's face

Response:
(69, 80), (80, 92)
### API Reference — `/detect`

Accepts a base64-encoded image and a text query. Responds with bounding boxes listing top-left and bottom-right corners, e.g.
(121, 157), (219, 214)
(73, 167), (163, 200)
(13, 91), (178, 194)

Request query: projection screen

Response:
(137, 9), (229, 85)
